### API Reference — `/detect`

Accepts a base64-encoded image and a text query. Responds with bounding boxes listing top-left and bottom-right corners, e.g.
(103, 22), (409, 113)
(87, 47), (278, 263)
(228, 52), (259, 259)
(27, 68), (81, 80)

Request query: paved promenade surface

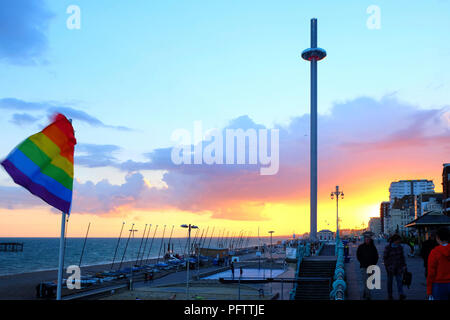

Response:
(133, 249), (295, 300)
(346, 240), (427, 300)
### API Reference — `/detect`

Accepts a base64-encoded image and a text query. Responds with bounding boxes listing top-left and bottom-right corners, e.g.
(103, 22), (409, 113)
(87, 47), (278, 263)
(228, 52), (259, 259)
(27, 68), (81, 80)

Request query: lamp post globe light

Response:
(330, 186), (344, 240)
(181, 224), (198, 300)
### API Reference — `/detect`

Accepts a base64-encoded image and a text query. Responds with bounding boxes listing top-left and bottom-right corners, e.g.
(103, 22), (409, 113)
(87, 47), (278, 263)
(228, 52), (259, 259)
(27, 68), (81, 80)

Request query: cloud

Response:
(0, 185), (47, 209)
(0, 0), (53, 65)
(1, 96), (448, 221)
(0, 98), (133, 131)
(74, 96), (449, 219)
(9, 113), (40, 126)
(47, 106), (133, 131)
(71, 172), (147, 214)
(75, 143), (122, 168)
(0, 98), (47, 110)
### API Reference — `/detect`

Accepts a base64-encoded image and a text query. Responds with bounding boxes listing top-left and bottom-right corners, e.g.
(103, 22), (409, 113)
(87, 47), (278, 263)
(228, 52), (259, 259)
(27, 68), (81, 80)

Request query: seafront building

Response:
(317, 229), (334, 241)
(443, 163), (450, 216)
(384, 207), (412, 235)
(389, 179), (435, 202)
(380, 165), (450, 238)
(368, 217), (381, 235)
(382, 179), (435, 236)
(415, 193), (443, 218)
(380, 201), (390, 234)
(383, 195), (416, 235)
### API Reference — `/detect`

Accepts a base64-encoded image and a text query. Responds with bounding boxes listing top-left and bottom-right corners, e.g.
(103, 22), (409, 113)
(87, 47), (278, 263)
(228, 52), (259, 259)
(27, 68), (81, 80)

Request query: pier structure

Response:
(0, 242), (24, 252)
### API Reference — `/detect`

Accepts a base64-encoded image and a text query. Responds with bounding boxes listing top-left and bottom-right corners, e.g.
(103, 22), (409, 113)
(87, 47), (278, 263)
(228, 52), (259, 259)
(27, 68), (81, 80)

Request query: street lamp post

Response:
(268, 231), (274, 278)
(330, 186), (344, 240)
(181, 224), (198, 300)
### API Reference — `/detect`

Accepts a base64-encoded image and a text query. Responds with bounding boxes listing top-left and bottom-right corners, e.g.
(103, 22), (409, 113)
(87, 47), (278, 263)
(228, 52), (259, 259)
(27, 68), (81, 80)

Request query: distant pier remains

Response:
(0, 242), (24, 252)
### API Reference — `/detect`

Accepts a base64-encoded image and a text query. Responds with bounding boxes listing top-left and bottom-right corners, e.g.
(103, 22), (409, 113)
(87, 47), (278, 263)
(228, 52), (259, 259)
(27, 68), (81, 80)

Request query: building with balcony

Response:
(389, 179), (435, 202)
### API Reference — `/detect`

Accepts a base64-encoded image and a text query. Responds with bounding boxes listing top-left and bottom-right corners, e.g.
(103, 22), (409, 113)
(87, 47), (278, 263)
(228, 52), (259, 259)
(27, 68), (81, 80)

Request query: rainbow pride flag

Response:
(1, 114), (77, 213)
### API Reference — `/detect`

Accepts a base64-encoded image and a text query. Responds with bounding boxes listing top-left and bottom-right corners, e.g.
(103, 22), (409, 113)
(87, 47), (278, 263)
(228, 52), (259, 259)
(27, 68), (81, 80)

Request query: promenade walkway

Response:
(320, 244), (335, 256)
(345, 239), (427, 300)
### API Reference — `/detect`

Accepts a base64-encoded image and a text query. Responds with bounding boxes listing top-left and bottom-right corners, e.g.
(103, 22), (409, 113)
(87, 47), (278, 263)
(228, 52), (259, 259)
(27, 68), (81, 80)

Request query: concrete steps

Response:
(294, 252), (336, 300)
(294, 278), (332, 300)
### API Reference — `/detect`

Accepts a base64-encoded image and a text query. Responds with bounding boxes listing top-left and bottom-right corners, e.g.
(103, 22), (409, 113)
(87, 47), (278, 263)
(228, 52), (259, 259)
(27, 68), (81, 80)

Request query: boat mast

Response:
(200, 226), (209, 249)
(78, 222), (90, 267)
(156, 225), (167, 265)
(139, 224), (152, 266)
(205, 226), (215, 256)
(118, 223), (134, 270)
(191, 228), (199, 254)
(216, 229), (223, 248)
(166, 225), (175, 255)
(135, 224), (147, 266)
(196, 229), (205, 251)
(110, 222), (125, 271)
(144, 224), (159, 265)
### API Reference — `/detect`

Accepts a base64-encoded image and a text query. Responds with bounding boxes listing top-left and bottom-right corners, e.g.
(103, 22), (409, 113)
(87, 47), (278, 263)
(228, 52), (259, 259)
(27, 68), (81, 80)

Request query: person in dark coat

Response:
(357, 235), (379, 299)
(383, 234), (407, 300)
(421, 233), (438, 277)
(230, 262), (235, 280)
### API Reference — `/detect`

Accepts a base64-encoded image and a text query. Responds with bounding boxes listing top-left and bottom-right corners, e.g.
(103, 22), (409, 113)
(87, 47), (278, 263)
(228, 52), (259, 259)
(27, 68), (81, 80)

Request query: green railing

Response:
(315, 241), (324, 256)
(330, 238), (347, 300)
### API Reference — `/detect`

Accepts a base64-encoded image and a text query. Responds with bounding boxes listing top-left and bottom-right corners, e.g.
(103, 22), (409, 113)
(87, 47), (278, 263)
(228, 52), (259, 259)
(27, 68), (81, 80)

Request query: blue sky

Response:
(0, 1), (449, 235)
(2, 1), (449, 134)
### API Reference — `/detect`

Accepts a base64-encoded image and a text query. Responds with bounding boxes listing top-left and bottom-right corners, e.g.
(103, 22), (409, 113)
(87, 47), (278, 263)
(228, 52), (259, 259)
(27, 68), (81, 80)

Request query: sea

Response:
(0, 237), (283, 276)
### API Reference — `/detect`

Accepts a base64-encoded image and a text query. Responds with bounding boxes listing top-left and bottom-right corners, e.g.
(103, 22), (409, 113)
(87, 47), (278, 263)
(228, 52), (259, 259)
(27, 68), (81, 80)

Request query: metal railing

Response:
(315, 242), (325, 256)
(289, 244), (306, 299)
(330, 239), (347, 300)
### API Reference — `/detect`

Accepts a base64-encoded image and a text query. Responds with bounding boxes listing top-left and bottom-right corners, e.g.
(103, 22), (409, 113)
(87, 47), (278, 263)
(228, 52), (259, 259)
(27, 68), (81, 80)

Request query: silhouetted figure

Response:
(384, 234), (407, 300)
(427, 227), (450, 300)
(231, 262), (235, 280)
(357, 235), (379, 300)
(421, 234), (438, 277)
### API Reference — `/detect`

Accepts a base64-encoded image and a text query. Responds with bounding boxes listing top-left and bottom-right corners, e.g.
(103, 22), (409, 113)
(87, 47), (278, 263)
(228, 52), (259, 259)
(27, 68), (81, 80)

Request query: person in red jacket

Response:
(427, 227), (450, 300)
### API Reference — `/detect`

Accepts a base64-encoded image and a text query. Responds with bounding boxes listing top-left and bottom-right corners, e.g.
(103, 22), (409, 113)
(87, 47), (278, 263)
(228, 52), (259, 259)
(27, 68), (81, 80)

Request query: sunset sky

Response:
(0, 0), (449, 237)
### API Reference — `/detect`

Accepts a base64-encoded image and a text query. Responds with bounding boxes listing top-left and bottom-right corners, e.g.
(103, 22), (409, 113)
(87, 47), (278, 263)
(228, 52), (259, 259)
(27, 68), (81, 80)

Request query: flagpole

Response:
(56, 211), (67, 300)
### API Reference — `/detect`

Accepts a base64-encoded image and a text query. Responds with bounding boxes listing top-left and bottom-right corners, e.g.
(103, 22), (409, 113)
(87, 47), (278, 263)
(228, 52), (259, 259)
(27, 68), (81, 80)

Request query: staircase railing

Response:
(289, 244), (306, 300)
(315, 241), (324, 256)
(330, 239), (347, 300)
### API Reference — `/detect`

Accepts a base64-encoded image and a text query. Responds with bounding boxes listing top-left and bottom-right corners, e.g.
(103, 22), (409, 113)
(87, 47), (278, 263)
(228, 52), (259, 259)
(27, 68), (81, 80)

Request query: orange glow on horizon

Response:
(0, 162), (443, 238)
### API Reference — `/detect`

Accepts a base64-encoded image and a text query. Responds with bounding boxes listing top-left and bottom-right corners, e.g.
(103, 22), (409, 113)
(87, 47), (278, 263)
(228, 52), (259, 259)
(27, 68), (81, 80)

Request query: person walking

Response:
(383, 234), (407, 300)
(407, 237), (415, 257)
(421, 233), (438, 277)
(231, 261), (235, 280)
(427, 227), (450, 300)
(357, 234), (379, 300)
